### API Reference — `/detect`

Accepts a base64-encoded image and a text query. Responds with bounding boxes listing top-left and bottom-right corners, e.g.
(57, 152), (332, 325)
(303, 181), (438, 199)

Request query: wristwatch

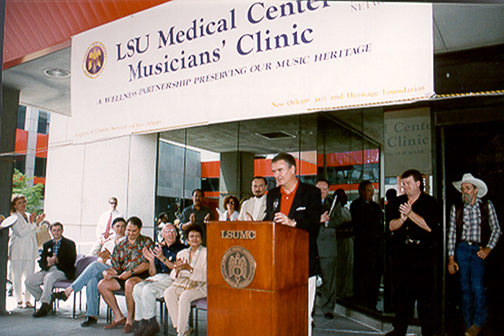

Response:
(131, 270), (135, 275)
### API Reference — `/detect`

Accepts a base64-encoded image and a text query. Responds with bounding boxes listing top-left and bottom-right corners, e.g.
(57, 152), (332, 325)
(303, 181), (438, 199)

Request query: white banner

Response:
(385, 107), (432, 176)
(71, 0), (433, 142)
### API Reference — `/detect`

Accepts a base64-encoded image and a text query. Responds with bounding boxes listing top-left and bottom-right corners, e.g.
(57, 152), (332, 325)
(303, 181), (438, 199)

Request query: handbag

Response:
(172, 276), (204, 295)
(36, 223), (51, 249)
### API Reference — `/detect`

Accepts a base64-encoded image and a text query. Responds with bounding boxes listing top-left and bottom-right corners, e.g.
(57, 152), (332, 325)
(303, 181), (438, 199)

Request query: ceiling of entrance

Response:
(3, 2), (504, 154)
(159, 108), (384, 157)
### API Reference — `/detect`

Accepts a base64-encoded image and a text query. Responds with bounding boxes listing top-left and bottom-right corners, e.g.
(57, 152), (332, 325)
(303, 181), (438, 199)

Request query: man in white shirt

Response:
(238, 176), (268, 221)
(90, 197), (123, 255)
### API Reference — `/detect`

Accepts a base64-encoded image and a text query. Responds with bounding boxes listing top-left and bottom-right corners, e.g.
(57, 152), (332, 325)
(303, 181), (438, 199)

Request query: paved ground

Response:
(1, 293), (385, 336)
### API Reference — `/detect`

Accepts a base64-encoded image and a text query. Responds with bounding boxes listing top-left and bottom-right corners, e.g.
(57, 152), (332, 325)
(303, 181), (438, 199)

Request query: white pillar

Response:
(45, 113), (157, 253)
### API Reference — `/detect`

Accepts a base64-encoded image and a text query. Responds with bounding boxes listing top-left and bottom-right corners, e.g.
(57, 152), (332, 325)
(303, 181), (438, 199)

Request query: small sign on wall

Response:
(385, 107), (432, 177)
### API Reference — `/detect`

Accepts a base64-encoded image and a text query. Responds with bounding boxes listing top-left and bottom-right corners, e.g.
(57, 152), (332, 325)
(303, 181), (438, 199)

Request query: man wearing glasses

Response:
(91, 196), (123, 255)
(132, 223), (186, 336)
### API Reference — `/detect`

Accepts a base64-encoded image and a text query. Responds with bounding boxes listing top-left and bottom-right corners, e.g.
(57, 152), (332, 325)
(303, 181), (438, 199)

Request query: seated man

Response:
(133, 223), (186, 336)
(98, 216), (153, 333)
(51, 217), (127, 327)
(25, 222), (76, 317)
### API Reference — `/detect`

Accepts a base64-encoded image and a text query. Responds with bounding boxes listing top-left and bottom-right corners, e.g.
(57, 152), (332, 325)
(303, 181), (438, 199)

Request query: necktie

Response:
(103, 212), (113, 240)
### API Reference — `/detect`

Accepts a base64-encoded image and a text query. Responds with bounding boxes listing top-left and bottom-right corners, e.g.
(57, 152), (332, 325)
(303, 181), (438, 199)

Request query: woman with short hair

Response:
(164, 224), (207, 336)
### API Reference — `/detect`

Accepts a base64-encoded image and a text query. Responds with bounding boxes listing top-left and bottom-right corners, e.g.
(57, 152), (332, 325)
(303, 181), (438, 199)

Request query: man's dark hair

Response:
(252, 176), (267, 185)
(316, 178), (329, 185)
(109, 197), (118, 203)
(272, 152), (297, 173)
(51, 222), (64, 230)
(127, 216), (143, 229)
(358, 180), (373, 194)
(157, 212), (168, 220)
(112, 217), (126, 226)
(401, 169), (424, 192)
(386, 189), (397, 201)
(335, 188), (347, 204)
(335, 188), (345, 197)
(192, 189), (204, 197)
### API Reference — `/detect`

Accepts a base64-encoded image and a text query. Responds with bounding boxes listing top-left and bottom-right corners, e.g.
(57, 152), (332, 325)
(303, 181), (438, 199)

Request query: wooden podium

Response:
(206, 221), (308, 336)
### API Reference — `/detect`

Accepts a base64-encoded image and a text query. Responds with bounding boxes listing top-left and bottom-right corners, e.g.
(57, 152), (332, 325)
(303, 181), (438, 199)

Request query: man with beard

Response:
(238, 176), (268, 221)
(448, 173), (501, 336)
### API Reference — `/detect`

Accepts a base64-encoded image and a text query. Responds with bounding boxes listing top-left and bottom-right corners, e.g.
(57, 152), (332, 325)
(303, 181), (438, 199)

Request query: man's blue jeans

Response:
(455, 242), (487, 329)
(71, 261), (110, 317)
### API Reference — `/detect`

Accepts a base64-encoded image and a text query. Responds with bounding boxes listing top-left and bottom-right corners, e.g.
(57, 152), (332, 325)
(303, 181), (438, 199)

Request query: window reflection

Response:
(157, 108), (393, 315)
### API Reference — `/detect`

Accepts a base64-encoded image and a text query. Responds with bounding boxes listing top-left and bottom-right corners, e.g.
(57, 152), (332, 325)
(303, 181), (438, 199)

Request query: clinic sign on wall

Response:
(384, 107), (432, 177)
(71, 0), (433, 142)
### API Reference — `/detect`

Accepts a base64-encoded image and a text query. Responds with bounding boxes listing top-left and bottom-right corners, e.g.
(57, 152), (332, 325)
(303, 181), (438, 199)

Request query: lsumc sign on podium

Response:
(206, 221), (309, 335)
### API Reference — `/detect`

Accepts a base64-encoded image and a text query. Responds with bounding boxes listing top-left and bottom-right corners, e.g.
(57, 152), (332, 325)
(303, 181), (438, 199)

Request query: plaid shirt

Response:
(53, 239), (62, 256)
(448, 198), (501, 256)
(110, 235), (154, 273)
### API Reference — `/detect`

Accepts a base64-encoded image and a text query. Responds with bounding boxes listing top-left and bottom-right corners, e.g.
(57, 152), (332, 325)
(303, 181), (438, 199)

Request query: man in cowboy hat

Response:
(448, 173), (501, 336)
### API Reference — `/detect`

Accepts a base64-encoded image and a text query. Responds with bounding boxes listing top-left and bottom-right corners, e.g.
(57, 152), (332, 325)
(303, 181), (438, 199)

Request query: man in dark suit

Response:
(265, 152), (322, 336)
(315, 178), (338, 319)
(350, 180), (384, 312)
(26, 222), (76, 317)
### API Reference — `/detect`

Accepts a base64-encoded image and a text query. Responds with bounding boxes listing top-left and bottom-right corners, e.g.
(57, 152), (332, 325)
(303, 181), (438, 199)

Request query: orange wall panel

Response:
(201, 161), (220, 178)
(36, 134), (49, 158)
(34, 177), (46, 186)
(255, 159), (273, 177)
(15, 129), (28, 153)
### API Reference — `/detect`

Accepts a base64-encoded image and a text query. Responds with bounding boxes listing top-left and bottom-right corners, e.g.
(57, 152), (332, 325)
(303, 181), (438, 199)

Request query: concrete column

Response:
(127, 133), (157, 238)
(24, 107), (39, 185)
(0, 87), (20, 314)
(219, 151), (255, 211)
(44, 114), (157, 253)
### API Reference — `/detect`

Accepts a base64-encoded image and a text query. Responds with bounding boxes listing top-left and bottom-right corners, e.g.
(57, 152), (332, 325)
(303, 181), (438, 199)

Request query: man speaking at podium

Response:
(265, 152), (322, 336)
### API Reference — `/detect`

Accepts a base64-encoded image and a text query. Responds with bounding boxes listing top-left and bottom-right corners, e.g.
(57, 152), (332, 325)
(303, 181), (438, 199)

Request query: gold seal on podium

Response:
(221, 246), (256, 289)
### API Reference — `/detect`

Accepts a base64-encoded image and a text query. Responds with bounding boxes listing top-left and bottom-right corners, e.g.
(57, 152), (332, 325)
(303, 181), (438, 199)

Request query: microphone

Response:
(273, 199), (280, 213)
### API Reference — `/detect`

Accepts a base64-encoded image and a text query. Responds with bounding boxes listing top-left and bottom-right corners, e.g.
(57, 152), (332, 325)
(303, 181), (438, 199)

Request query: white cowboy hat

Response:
(452, 173), (488, 198)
